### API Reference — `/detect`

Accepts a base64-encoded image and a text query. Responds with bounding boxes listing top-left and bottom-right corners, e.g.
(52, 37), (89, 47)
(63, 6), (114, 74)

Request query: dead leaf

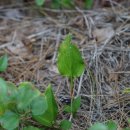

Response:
(7, 41), (29, 57)
(92, 26), (115, 43)
(108, 72), (119, 82)
(48, 65), (59, 74)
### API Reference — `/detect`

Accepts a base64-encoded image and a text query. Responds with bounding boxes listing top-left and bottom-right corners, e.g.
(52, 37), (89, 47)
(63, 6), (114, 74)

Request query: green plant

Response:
(0, 79), (61, 129)
(0, 34), (85, 130)
(57, 34), (85, 120)
(0, 39), (129, 130)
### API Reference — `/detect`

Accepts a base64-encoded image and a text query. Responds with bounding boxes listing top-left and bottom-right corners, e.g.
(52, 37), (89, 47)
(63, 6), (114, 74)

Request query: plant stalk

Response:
(69, 76), (74, 121)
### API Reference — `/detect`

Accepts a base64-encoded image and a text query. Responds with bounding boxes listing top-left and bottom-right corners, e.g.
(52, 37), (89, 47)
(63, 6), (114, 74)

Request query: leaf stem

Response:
(69, 76), (74, 121)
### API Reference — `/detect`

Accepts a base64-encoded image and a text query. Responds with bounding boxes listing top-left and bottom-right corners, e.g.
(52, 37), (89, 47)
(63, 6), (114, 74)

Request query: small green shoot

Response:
(64, 96), (81, 115)
(60, 120), (72, 130)
(57, 34), (85, 123)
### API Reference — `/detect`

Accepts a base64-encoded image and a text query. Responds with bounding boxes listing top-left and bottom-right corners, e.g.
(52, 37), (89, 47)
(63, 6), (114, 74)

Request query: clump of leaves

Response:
(0, 79), (58, 130)
(0, 34), (85, 130)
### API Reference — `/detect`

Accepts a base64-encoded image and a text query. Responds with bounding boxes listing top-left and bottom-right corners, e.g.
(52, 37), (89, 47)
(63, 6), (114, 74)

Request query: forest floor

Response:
(0, 1), (130, 130)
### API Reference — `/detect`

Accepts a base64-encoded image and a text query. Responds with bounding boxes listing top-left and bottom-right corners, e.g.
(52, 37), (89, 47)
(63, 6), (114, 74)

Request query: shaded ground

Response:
(0, 1), (130, 129)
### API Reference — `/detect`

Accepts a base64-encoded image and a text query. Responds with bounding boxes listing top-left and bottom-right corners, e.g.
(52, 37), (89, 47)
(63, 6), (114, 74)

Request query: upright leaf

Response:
(16, 82), (40, 110)
(64, 96), (81, 115)
(33, 84), (58, 127)
(0, 54), (8, 72)
(57, 34), (85, 77)
(72, 96), (81, 114)
(0, 111), (20, 130)
(60, 120), (72, 130)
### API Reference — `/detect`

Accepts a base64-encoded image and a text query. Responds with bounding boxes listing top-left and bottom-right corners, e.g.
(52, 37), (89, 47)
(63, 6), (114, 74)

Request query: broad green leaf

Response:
(0, 111), (20, 130)
(60, 120), (72, 130)
(35, 0), (45, 6)
(31, 95), (48, 115)
(33, 84), (58, 127)
(16, 82), (40, 110)
(0, 54), (8, 72)
(64, 96), (81, 115)
(106, 120), (117, 130)
(23, 126), (42, 130)
(88, 123), (108, 130)
(85, 0), (93, 9)
(0, 78), (8, 101)
(57, 34), (85, 77)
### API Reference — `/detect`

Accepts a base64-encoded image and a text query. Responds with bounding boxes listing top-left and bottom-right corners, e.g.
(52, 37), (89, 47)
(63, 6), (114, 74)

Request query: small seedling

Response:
(57, 34), (85, 121)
